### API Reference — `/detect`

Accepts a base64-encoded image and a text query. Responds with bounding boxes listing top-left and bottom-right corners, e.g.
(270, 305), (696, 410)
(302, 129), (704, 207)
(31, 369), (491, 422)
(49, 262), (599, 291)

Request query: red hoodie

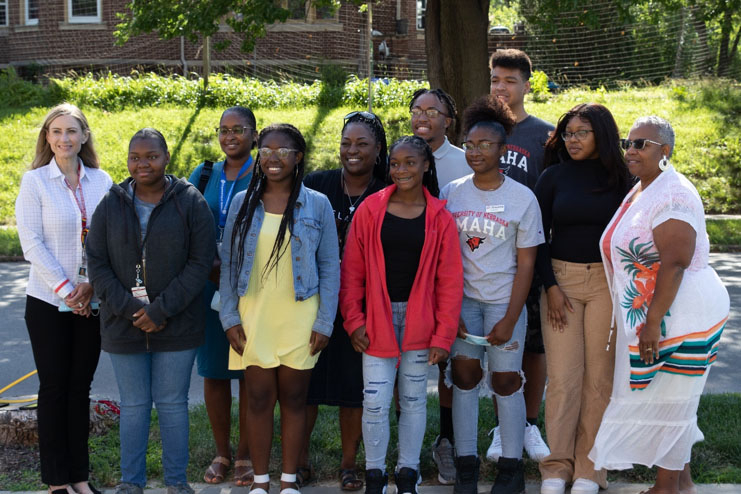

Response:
(340, 185), (463, 358)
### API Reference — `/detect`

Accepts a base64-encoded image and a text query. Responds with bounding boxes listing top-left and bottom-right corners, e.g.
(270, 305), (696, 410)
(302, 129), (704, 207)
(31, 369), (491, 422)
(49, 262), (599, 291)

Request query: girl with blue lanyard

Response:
(188, 106), (257, 486)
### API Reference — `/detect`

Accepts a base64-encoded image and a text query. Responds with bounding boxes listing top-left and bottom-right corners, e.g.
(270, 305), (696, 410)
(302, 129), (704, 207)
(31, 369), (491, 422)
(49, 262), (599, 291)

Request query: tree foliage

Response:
(114, 0), (340, 52)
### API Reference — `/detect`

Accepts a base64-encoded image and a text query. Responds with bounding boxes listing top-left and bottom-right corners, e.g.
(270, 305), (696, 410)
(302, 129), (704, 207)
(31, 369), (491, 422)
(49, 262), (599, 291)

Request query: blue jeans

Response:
(108, 349), (197, 487)
(452, 298), (526, 458)
(362, 302), (429, 472)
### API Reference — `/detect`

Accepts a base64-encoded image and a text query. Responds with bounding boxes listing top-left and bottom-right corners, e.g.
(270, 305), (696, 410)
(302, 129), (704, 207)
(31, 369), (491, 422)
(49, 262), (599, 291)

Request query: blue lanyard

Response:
(219, 156), (252, 228)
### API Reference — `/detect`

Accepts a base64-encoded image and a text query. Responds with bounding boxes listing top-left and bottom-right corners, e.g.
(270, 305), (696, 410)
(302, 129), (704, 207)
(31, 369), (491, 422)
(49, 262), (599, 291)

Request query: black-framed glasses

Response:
(410, 108), (448, 119)
(462, 141), (502, 152)
(258, 147), (296, 159)
(561, 130), (594, 141)
(344, 111), (379, 124)
(620, 138), (663, 151)
(216, 126), (251, 136)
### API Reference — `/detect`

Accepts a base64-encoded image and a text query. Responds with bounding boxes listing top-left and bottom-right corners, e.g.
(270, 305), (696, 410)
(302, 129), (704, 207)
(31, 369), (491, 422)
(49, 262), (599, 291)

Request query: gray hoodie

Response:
(87, 175), (215, 353)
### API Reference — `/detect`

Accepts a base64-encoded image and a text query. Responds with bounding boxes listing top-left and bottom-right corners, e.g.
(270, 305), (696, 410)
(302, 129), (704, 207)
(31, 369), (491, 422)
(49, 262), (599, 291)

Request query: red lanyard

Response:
(63, 163), (89, 249)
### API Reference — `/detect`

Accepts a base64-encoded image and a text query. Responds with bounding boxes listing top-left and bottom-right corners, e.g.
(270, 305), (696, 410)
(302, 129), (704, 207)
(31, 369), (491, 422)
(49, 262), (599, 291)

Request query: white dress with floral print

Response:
(589, 166), (729, 471)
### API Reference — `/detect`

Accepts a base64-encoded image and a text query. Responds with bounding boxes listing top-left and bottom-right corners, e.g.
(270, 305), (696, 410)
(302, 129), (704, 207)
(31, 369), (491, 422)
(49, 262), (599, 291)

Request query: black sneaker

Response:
(453, 455), (480, 494)
(491, 457), (525, 494)
(394, 467), (419, 494)
(365, 468), (388, 494)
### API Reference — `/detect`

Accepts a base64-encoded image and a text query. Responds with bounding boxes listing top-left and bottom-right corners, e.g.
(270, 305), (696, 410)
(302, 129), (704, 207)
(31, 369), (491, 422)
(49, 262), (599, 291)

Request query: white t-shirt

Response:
(434, 136), (471, 188)
(440, 175), (544, 304)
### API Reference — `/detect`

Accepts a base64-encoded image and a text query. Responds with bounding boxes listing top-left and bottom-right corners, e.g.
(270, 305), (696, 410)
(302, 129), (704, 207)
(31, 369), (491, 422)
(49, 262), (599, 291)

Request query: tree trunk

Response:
(717, 7), (732, 76)
(689, 5), (712, 75)
(672, 7), (687, 78)
(425, 0), (491, 144)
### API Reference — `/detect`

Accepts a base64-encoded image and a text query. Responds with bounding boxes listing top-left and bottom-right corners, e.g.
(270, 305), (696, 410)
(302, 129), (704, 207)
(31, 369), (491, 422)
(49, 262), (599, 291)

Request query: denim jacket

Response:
(219, 184), (340, 337)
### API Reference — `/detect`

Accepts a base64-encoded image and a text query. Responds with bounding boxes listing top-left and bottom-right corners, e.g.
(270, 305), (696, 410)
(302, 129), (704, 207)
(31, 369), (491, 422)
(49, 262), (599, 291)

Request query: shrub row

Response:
(0, 68), (429, 110)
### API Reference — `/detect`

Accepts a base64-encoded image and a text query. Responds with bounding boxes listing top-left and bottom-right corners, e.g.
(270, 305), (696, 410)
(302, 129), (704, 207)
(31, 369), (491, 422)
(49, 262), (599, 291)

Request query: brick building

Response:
(0, 1), (523, 81)
(0, 0), (438, 80)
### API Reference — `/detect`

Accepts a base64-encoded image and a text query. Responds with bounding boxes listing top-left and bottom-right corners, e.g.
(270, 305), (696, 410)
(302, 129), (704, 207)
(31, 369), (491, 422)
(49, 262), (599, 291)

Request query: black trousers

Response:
(24, 295), (101, 485)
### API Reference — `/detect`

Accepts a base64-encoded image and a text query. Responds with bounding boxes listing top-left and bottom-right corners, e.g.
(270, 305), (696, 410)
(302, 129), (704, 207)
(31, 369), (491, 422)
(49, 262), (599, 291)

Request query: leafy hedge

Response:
(0, 68), (429, 110)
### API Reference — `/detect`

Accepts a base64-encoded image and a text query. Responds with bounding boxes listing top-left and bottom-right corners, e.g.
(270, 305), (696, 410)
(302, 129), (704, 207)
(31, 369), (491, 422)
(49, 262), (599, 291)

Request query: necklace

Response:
(473, 173), (504, 191)
(342, 169), (374, 213)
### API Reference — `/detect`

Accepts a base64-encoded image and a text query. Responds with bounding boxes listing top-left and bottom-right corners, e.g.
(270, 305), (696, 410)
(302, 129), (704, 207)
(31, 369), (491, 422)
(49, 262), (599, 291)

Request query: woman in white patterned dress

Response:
(589, 116), (729, 494)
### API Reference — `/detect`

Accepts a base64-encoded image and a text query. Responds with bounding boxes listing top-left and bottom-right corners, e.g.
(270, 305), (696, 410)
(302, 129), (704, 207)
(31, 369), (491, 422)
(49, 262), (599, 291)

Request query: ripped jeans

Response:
(362, 301), (429, 472)
(452, 298), (526, 458)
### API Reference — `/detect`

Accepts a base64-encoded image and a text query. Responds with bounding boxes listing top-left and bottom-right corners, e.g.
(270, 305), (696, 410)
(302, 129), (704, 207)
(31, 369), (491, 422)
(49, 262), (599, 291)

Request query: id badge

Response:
(77, 265), (89, 284)
(131, 286), (150, 304)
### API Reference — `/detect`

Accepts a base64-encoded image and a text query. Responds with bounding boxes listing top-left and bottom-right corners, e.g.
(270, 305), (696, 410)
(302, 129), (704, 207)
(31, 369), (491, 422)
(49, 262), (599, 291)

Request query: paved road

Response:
(1, 254), (740, 402)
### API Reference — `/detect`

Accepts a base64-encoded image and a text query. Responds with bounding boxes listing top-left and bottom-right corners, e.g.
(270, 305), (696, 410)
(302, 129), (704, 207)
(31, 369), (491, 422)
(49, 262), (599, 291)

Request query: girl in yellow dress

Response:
(219, 123), (340, 494)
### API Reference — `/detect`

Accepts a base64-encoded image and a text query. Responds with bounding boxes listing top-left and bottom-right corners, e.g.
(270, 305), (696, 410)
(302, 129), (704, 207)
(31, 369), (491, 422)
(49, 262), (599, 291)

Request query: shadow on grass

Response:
(304, 82), (345, 157)
(169, 91), (207, 176)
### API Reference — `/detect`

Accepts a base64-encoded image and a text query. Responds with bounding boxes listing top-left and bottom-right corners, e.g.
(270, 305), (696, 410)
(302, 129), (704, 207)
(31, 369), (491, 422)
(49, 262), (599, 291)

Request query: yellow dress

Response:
(228, 212), (320, 370)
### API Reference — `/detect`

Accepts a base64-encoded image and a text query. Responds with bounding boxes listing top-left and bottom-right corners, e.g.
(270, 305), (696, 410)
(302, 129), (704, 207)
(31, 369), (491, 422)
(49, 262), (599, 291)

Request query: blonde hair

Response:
(31, 103), (99, 169)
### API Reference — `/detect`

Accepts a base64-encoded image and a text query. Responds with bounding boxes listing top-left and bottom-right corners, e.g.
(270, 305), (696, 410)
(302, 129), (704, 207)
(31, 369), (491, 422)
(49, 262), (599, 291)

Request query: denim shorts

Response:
(451, 296), (526, 373)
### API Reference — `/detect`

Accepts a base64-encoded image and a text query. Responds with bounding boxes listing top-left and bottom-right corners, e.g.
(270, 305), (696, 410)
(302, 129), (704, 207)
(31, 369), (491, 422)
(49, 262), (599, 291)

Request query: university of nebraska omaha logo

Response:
(466, 234), (485, 252)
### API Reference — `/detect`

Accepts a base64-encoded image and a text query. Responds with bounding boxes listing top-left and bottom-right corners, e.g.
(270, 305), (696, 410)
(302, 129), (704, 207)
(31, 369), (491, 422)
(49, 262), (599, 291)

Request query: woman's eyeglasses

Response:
(410, 108), (447, 119)
(462, 141), (501, 152)
(216, 126), (251, 136)
(620, 138), (663, 151)
(560, 130), (594, 141)
(259, 147), (296, 159)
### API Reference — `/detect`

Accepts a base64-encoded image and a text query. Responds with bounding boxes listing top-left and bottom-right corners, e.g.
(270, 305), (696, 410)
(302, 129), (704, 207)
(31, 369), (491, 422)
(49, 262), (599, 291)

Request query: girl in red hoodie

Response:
(340, 135), (463, 494)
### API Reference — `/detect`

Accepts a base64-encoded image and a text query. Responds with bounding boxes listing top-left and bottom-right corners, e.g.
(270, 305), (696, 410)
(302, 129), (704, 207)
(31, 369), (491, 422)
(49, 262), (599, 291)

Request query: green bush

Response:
(43, 72), (428, 111)
(529, 69), (551, 101)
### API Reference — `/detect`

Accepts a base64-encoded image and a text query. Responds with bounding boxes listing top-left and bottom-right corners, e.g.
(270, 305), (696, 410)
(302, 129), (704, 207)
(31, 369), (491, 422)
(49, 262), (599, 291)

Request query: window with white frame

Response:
(416, 0), (426, 30)
(25, 0), (39, 25)
(68, 0), (101, 23)
(0, 0), (8, 27)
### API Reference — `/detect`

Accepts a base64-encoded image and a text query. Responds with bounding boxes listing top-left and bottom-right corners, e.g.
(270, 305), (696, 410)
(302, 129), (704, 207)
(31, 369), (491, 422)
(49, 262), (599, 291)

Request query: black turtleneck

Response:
(534, 158), (628, 289)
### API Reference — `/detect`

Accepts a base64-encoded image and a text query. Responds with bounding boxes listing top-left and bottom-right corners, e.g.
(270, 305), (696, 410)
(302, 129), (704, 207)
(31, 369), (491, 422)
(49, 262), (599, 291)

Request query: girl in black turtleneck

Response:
(534, 103), (631, 494)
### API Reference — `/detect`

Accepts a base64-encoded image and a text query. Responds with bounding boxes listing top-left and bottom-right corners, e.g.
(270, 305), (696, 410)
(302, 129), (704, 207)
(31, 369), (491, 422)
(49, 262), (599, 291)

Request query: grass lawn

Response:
(1, 394), (739, 490)
(2, 81), (741, 227)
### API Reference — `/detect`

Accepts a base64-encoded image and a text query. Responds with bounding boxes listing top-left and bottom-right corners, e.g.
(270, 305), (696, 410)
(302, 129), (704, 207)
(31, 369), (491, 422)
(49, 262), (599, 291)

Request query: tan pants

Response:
(539, 259), (615, 488)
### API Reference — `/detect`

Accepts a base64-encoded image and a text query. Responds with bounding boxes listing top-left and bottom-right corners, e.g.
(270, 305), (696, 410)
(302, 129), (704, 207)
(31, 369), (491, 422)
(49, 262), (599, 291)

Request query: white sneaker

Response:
(523, 423), (551, 461)
(540, 478), (566, 494)
(485, 426), (502, 461)
(570, 478), (599, 494)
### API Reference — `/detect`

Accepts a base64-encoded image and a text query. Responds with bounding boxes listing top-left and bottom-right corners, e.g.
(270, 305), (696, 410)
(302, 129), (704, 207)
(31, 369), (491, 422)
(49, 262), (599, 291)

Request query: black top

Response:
(534, 158), (629, 289)
(381, 210), (426, 302)
(304, 168), (385, 257)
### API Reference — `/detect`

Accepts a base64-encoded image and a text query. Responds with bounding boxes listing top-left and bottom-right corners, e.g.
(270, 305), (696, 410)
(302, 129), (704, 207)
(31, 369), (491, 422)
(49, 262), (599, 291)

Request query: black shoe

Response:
(394, 467), (418, 494)
(365, 469), (388, 494)
(453, 455), (480, 494)
(491, 457), (525, 494)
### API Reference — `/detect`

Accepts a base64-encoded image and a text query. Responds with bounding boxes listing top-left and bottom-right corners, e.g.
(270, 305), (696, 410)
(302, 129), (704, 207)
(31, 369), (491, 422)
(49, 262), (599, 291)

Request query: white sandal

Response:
(279, 472), (300, 494)
(249, 473), (270, 494)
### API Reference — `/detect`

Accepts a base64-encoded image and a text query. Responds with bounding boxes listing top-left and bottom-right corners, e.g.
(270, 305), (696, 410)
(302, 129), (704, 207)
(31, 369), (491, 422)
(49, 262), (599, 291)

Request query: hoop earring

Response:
(659, 155), (670, 171)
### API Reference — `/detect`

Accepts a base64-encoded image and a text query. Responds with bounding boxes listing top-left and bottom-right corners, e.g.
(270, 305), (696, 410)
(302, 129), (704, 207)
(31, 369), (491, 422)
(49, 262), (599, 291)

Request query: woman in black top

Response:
(300, 111), (387, 491)
(534, 103), (630, 494)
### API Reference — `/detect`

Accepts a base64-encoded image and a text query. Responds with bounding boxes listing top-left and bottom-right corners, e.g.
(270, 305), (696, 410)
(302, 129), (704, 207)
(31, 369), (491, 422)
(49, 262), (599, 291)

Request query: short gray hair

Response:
(632, 116), (675, 157)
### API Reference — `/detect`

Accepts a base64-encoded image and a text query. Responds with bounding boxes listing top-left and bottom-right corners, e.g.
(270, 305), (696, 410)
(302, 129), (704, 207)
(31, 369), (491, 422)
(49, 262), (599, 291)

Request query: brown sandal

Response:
(204, 456), (230, 484)
(234, 458), (255, 486)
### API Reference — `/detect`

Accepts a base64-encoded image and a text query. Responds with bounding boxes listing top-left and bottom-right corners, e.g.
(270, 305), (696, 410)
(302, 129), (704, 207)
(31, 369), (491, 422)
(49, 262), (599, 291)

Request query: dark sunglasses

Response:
(344, 111), (379, 124)
(621, 138), (663, 151)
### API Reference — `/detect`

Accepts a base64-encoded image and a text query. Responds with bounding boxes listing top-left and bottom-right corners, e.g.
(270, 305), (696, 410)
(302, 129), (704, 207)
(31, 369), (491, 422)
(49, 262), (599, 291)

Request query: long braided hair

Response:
(230, 123), (307, 280)
(388, 135), (440, 198)
(341, 112), (388, 182)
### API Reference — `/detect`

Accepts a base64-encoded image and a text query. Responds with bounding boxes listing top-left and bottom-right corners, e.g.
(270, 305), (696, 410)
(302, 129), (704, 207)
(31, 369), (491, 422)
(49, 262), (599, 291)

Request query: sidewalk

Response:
(6, 482), (741, 493)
